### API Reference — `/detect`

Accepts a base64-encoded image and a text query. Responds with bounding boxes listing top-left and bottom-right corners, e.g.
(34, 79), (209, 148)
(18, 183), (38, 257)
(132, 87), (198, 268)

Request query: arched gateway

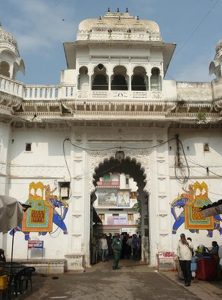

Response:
(90, 155), (149, 264)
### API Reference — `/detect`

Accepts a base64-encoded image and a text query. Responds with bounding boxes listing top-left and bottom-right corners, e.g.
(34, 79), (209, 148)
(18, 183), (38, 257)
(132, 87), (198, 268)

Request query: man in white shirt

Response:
(99, 234), (108, 262)
(177, 233), (193, 286)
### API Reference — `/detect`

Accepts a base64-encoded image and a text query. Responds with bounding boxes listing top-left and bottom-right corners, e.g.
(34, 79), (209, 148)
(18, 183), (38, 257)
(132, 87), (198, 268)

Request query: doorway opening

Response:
(90, 155), (149, 266)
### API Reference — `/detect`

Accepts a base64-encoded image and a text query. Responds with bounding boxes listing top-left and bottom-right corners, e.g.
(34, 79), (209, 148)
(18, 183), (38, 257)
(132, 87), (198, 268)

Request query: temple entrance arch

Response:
(89, 155), (150, 265)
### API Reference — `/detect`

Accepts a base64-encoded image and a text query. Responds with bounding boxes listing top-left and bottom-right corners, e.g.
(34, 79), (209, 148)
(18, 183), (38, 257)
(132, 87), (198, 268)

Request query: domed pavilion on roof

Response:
(0, 23), (24, 79)
(77, 10), (161, 42)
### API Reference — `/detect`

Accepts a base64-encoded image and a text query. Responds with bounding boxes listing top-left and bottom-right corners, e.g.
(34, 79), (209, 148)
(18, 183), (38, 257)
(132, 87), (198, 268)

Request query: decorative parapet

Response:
(212, 78), (222, 102)
(0, 75), (165, 102)
(1, 74), (222, 125)
(176, 82), (212, 102)
(77, 31), (161, 42)
(0, 76), (24, 99)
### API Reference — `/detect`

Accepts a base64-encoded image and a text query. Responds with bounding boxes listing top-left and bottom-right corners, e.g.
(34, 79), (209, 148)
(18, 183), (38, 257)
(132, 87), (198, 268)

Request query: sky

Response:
(0, 0), (221, 84)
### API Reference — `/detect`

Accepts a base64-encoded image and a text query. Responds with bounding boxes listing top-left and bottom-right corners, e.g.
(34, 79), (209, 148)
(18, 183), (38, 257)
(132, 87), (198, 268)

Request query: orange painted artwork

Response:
(184, 182), (214, 230)
(171, 181), (222, 237)
(22, 182), (54, 232)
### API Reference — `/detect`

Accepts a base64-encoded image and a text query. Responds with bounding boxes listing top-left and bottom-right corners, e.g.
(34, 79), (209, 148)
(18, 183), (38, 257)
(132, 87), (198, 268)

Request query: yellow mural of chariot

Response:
(22, 182), (54, 232)
(171, 181), (222, 237)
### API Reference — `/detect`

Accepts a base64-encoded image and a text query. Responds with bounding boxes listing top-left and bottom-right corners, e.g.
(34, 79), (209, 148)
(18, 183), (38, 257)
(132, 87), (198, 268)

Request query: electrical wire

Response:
(178, 139), (190, 180)
(66, 137), (176, 152)
(174, 136), (190, 184)
(62, 138), (72, 199)
(187, 157), (222, 178)
(174, 0), (220, 57)
(62, 137), (176, 191)
(173, 136), (222, 185)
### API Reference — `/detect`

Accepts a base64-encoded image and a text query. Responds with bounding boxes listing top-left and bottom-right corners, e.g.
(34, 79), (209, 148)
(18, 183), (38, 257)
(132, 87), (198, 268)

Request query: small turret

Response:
(209, 40), (222, 80)
(0, 23), (25, 79)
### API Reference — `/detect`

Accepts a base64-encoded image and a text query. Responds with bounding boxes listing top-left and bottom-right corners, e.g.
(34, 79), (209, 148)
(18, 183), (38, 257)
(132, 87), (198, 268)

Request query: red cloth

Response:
(196, 258), (217, 280)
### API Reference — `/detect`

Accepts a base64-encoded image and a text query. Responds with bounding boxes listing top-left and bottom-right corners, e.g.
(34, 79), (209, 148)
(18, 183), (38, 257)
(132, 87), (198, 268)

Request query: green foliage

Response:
(197, 112), (206, 122)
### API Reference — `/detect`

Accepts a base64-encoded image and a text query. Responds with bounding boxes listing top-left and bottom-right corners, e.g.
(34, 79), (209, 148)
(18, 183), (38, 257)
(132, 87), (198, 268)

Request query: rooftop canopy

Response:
(77, 9), (161, 42)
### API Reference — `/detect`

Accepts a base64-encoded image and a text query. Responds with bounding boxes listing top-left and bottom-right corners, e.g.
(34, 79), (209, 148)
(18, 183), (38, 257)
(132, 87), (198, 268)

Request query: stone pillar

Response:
(149, 128), (171, 266)
(65, 130), (86, 271)
(0, 122), (12, 251)
(107, 64), (112, 91)
(128, 71), (132, 91)
(147, 69), (151, 92)
(88, 68), (92, 90)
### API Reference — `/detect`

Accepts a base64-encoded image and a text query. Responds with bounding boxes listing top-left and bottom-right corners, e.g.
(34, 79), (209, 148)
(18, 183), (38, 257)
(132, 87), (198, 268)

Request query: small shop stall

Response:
(195, 201), (222, 281)
(196, 255), (217, 280)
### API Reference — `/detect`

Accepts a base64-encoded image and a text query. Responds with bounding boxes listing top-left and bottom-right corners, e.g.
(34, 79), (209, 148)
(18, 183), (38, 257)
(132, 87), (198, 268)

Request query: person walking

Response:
(112, 233), (122, 270)
(177, 233), (193, 286)
(107, 233), (113, 258)
(126, 235), (132, 259)
(131, 234), (137, 260)
(99, 234), (108, 262)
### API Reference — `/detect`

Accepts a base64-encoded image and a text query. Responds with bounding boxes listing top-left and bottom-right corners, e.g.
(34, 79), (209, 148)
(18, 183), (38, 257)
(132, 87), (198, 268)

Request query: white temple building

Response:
(1, 9), (222, 271)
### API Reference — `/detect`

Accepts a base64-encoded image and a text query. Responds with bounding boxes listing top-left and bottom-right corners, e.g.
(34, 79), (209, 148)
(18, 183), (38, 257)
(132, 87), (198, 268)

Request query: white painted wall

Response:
(169, 128), (222, 254)
(4, 127), (72, 260)
(1, 120), (222, 267)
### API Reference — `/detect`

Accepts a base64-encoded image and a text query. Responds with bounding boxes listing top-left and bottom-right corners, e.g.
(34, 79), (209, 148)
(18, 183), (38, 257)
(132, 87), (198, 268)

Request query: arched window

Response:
(150, 67), (162, 91)
(92, 64), (108, 90)
(78, 66), (89, 90)
(111, 66), (128, 90)
(131, 66), (148, 91)
(0, 61), (10, 78)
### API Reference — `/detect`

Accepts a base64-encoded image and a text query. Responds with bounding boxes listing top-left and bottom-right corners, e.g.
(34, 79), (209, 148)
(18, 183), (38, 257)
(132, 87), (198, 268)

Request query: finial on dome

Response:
(126, 8), (129, 13)
(117, 8), (119, 12)
(108, 8), (110, 12)
(216, 40), (222, 52)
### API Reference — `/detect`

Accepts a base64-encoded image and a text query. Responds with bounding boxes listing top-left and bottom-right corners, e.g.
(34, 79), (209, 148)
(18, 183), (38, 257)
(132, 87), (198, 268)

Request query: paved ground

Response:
(163, 270), (222, 300)
(16, 261), (222, 300)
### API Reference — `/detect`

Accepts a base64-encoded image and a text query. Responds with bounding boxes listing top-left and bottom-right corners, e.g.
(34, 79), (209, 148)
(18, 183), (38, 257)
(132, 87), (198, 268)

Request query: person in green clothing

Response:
(112, 233), (122, 270)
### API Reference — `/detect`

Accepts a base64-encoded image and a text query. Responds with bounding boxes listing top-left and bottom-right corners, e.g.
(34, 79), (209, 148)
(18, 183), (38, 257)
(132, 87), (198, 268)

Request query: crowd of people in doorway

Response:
(177, 233), (222, 287)
(91, 232), (141, 268)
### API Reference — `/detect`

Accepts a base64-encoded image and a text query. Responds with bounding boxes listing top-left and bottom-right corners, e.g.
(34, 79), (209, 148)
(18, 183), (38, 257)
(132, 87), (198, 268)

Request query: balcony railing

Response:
(0, 75), (165, 101)
(0, 76), (24, 98)
(97, 180), (120, 188)
(76, 90), (162, 100)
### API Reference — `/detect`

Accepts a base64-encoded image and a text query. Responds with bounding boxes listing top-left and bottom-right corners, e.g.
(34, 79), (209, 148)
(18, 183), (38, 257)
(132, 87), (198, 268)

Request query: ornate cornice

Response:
(0, 91), (22, 105)
(0, 96), (220, 126)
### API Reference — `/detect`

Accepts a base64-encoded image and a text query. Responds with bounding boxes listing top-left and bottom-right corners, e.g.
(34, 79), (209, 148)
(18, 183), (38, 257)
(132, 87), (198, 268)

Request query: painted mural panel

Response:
(171, 181), (222, 237)
(22, 182), (53, 232)
(117, 191), (130, 207)
(21, 182), (69, 236)
(96, 189), (135, 208)
(97, 189), (118, 207)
